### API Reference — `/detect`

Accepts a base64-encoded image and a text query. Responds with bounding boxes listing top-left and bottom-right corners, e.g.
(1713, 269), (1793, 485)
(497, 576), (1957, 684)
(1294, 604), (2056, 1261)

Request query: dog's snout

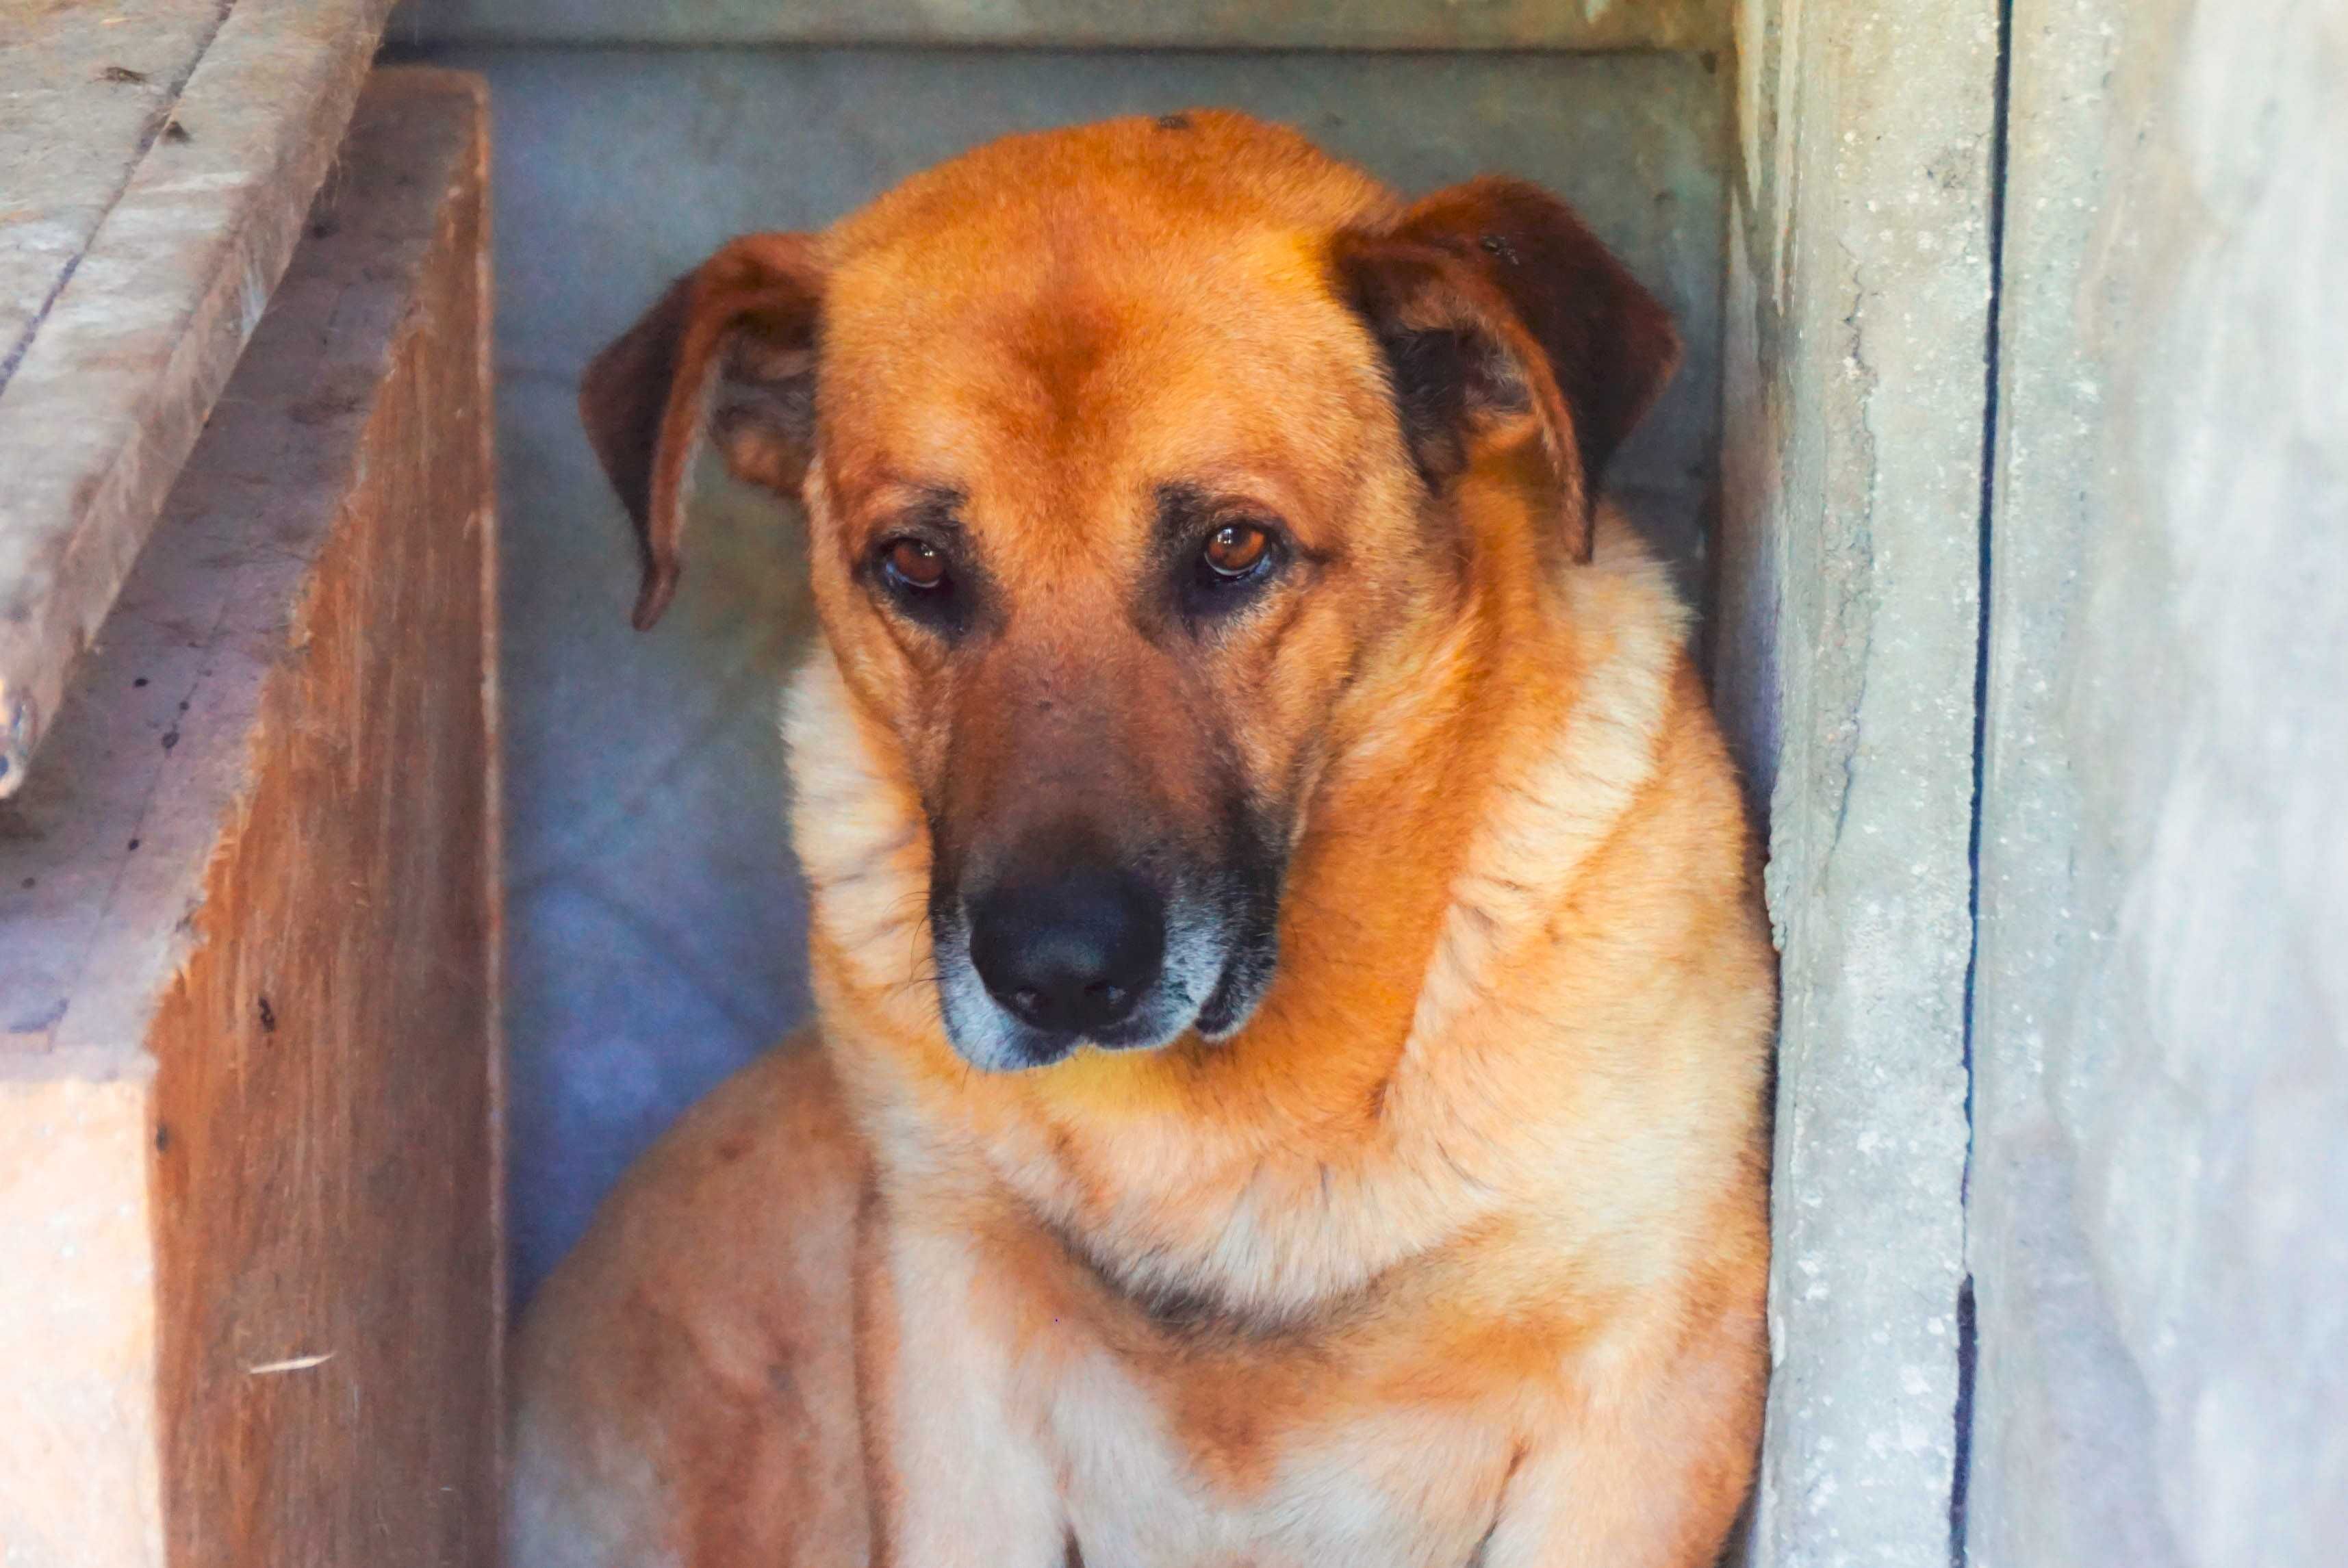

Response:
(968, 866), (1166, 1038)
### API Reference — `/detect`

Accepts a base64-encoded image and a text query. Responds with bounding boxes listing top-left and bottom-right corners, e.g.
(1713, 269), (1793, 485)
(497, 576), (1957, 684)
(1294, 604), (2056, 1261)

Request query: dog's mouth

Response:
(930, 871), (1281, 1072)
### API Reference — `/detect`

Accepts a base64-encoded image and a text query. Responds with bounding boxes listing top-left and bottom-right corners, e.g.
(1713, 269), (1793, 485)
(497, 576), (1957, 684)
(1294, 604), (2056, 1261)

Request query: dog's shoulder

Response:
(507, 1038), (871, 1568)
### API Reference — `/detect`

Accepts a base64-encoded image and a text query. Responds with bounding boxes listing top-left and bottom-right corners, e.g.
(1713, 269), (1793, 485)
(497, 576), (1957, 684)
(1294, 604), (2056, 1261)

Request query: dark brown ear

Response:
(1333, 177), (1680, 563)
(578, 233), (824, 629)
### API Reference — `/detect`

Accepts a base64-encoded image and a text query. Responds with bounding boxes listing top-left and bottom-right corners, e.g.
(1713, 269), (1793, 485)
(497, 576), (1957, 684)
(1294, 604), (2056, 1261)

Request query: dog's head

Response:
(579, 112), (1678, 1071)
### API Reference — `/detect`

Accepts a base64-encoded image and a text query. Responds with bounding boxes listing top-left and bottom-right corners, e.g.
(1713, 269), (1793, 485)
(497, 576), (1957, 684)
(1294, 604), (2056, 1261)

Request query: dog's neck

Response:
(785, 506), (1690, 1320)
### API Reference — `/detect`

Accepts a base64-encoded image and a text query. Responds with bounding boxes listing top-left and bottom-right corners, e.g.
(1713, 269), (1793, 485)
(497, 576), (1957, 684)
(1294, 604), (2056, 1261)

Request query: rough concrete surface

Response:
(1965, 1), (2348, 1564)
(394, 44), (1730, 1300)
(0, 1078), (163, 1568)
(0, 0), (396, 794)
(390, 0), (1727, 51)
(1715, 1), (1998, 1563)
(0, 0), (228, 369)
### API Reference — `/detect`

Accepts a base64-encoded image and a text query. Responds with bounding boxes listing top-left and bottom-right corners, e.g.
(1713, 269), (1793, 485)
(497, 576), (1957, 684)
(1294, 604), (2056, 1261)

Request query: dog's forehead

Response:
(826, 110), (1396, 261)
(814, 114), (1402, 515)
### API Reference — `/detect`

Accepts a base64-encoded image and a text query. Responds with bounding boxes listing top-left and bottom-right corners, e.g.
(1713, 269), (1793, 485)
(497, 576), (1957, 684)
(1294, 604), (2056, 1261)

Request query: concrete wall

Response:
(392, 34), (1729, 1301)
(394, 0), (1725, 51)
(1965, 1), (2348, 1563)
(1720, 0), (2348, 1560)
(1715, 2), (1997, 1561)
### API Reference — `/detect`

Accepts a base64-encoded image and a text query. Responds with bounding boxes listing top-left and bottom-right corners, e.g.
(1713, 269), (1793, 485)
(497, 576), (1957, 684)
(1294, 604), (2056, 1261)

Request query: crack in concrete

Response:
(1952, 1), (2018, 1558)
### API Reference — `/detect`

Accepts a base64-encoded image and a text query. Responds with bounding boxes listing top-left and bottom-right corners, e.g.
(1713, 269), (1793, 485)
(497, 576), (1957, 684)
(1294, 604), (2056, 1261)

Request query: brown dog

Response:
(509, 111), (1774, 1568)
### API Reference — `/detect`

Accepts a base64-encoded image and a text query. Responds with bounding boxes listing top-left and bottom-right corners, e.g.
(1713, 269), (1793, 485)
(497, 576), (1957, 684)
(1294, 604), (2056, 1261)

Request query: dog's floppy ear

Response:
(1333, 177), (1679, 563)
(579, 233), (824, 629)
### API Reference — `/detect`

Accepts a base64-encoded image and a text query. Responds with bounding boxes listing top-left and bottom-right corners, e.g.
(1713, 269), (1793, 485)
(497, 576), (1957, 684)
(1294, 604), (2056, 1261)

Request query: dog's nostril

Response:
(968, 864), (1165, 1038)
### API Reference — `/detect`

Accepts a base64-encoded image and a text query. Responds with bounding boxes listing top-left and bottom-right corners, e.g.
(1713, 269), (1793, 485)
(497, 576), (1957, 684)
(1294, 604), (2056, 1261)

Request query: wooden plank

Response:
(0, 0), (398, 797)
(0, 68), (499, 1567)
(150, 68), (500, 1567)
(390, 0), (1728, 50)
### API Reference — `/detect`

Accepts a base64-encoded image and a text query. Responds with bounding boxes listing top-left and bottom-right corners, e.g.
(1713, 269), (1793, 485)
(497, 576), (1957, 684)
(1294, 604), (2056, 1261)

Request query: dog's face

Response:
(579, 113), (1677, 1070)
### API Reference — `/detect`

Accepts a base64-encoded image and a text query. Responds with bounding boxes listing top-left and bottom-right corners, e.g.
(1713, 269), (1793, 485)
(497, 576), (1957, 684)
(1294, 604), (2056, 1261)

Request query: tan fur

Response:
(513, 112), (1774, 1568)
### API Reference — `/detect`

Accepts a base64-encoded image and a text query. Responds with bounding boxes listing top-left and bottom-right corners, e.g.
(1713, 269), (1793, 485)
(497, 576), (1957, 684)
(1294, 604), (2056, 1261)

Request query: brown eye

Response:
(1201, 522), (1270, 578)
(885, 537), (947, 590)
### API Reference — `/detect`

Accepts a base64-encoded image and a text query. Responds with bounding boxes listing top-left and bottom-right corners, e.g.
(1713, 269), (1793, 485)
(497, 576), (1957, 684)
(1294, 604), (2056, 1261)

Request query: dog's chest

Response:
(1043, 1348), (1511, 1568)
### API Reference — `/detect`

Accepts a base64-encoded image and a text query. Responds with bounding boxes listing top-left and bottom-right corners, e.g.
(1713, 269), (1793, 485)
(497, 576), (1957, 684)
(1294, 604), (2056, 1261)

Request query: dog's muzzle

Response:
(931, 842), (1280, 1071)
(969, 865), (1166, 1041)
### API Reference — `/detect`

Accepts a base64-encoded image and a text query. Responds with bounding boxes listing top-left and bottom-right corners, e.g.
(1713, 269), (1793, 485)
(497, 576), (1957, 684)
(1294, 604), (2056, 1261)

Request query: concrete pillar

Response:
(1715, 3), (2001, 1561)
(1967, 1), (2348, 1561)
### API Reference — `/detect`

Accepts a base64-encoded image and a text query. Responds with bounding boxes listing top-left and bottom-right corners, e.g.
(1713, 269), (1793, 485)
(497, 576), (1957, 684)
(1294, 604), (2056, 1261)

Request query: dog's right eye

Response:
(871, 534), (971, 637)
(882, 537), (947, 591)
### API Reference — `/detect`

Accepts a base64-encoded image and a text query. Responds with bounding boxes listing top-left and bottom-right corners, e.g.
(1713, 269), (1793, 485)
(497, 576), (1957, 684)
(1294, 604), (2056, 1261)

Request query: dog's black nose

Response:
(968, 867), (1164, 1038)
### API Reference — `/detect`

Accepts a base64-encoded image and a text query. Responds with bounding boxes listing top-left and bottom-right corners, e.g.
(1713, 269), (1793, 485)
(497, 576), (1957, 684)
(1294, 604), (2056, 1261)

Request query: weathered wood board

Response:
(0, 68), (500, 1568)
(0, 0), (398, 795)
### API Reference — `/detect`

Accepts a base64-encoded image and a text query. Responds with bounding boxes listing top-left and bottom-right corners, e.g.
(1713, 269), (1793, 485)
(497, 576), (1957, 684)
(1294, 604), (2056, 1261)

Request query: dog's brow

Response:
(1154, 481), (1279, 575)
(1153, 481), (1221, 546)
(880, 483), (967, 535)
(1152, 480), (1334, 567)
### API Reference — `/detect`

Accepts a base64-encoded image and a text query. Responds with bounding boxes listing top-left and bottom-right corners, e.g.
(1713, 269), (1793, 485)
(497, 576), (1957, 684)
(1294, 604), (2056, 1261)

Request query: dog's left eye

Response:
(1178, 516), (1286, 623)
(1201, 523), (1270, 578)
(1160, 487), (1288, 623)
(1190, 521), (1282, 595)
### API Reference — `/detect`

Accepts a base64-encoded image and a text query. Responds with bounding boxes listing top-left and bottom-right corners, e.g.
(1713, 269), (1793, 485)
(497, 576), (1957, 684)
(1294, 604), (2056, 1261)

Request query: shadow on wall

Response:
(412, 44), (1726, 1304)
